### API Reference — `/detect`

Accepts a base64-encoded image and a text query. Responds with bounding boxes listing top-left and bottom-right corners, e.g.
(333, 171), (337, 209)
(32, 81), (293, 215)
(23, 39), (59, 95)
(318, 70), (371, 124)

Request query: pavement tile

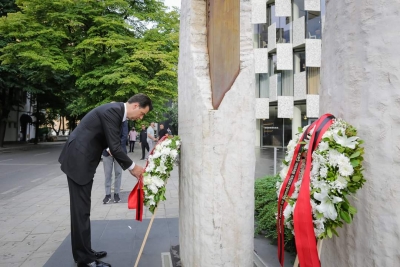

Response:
(20, 256), (49, 267)
(1, 230), (31, 242)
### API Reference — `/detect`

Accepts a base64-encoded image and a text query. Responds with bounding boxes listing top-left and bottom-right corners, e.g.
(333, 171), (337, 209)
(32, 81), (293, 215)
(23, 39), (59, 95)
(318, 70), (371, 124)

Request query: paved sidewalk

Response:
(0, 146), (178, 267)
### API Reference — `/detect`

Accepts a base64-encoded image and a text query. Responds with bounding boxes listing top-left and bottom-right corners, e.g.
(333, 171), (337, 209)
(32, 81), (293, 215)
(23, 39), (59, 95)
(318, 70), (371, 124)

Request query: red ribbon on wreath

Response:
(128, 135), (169, 221)
(277, 114), (335, 267)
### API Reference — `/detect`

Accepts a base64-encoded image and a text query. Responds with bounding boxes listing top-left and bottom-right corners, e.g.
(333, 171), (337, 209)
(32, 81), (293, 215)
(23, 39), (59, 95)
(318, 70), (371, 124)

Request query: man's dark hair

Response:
(128, 93), (153, 111)
(160, 123), (164, 126)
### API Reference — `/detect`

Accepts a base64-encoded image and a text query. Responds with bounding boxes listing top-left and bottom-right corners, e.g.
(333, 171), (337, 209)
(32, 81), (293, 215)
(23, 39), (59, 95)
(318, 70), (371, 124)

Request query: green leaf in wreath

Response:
(350, 151), (361, 158)
(350, 159), (360, 167)
(327, 227), (333, 238)
(331, 228), (339, 237)
(340, 210), (352, 223)
(352, 175), (361, 182)
(348, 206), (357, 215)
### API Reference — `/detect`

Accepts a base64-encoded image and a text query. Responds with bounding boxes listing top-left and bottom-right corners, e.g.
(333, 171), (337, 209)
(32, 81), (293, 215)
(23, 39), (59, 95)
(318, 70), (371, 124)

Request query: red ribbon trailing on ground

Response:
(277, 114), (335, 267)
(128, 135), (169, 221)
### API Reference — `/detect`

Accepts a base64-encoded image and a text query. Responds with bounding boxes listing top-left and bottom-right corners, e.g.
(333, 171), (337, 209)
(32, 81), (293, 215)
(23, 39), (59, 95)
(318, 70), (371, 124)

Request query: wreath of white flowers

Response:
(143, 136), (181, 213)
(277, 118), (365, 239)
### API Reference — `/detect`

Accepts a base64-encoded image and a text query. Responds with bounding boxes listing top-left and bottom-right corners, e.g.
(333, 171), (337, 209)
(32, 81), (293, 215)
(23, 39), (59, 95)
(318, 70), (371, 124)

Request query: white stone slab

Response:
(306, 39), (321, 67)
(306, 94), (319, 118)
(293, 16), (305, 48)
(269, 74), (278, 101)
(254, 48), (269, 73)
(294, 71), (306, 100)
(278, 96), (294, 118)
(277, 43), (293, 70)
(255, 98), (270, 119)
(275, 0), (291, 17)
(268, 23), (276, 52)
(251, 0), (267, 24)
(305, 0), (320, 11)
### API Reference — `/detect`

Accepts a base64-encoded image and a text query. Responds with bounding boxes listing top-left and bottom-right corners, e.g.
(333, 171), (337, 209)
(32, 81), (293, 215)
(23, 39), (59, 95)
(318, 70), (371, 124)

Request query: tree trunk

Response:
(0, 117), (7, 148)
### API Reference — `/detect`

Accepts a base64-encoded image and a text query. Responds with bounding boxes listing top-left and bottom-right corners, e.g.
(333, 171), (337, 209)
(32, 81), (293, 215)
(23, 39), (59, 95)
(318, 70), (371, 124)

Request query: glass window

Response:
(294, 51), (306, 74)
(306, 11), (321, 39)
(307, 67), (320, 94)
(261, 107), (293, 147)
(293, 0), (306, 20)
(254, 24), (269, 48)
(268, 4), (291, 44)
(269, 55), (293, 96)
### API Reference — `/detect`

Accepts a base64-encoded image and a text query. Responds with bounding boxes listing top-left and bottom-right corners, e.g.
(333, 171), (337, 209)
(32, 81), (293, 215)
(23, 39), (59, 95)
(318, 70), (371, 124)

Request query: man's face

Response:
(127, 103), (150, 120)
(141, 125), (145, 130)
(160, 124), (164, 130)
(151, 122), (155, 128)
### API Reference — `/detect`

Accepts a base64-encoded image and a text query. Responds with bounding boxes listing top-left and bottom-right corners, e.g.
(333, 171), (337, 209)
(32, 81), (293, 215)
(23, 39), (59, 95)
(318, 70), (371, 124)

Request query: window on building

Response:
(307, 67), (320, 94)
(254, 24), (269, 48)
(294, 51), (306, 74)
(256, 73), (269, 98)
(269, 55), (294, 96)
(306, 11), (322, 39)
(261, 106), (293, 147)
(293, 0), (306, 20)
(267, 4), (291, 44)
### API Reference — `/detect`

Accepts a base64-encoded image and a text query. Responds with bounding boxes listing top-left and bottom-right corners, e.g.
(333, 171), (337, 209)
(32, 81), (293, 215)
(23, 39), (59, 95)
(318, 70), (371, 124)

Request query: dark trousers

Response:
(67, 177), (96, 264)
(141, 142), (149, 159)
(129, 141), (136, 152)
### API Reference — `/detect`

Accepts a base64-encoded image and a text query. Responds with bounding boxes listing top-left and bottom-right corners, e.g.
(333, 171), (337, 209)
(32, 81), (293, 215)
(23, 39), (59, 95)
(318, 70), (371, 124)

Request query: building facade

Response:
(4, 93), (36, 143)
(252, 0), (325, 147)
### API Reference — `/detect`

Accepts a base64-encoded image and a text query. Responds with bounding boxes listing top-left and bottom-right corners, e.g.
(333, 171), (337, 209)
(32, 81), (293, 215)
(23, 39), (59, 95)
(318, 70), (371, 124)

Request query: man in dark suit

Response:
(101, 119), (128, 204)
(139, 124), (149, 160)
(59, 94), (152, 267)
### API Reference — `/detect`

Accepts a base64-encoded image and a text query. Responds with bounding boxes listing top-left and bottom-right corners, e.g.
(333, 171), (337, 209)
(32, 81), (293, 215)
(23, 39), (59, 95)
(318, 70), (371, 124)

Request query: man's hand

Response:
(130, 164), (144, 179)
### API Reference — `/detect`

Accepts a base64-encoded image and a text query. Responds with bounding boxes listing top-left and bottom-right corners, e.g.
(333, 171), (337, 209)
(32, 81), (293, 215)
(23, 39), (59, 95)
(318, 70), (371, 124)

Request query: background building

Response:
(252, 0), (325, 147)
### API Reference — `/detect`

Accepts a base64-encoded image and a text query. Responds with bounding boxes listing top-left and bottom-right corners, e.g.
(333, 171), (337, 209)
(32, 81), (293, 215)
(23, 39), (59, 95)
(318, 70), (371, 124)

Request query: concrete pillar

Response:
(178, 1), (255, 267)
(256, 119), (261, 147)
(292, 106), (301, 141)
(320, 0), (400, 266)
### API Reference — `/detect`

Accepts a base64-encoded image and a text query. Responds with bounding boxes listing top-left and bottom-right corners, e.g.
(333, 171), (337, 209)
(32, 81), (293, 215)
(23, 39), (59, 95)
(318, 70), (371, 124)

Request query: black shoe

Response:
(114, 193), (120, 203)
(91, 249), (107, 259)
(103, 195), (111, 204)
(77, 260), (111, 267)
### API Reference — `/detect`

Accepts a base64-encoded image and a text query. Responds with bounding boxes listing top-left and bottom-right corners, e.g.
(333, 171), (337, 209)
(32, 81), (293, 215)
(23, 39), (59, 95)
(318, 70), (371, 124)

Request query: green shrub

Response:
(254, 175), (296, 253)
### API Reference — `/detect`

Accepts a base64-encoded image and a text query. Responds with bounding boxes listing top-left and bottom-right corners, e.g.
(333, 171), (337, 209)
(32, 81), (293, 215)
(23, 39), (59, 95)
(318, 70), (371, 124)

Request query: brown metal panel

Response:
(207, 0), (240, 109)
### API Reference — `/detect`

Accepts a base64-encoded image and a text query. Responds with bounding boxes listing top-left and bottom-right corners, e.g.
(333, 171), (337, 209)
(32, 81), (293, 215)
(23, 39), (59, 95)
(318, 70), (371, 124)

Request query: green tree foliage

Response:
(0, 0), (179, 143)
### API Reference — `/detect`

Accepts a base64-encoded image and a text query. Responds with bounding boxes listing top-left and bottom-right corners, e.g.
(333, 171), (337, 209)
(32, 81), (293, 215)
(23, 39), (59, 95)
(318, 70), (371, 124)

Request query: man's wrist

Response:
(128, 162), (135, 170)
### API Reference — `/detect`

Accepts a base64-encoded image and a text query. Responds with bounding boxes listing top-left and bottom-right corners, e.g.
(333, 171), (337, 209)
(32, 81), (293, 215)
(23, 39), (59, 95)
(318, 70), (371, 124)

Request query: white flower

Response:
(152, 176), (165, 188)
(291, 190), (299, 199)
(314, 227), (325, 238)
(143, 175), (152, 185)
(313, 218), (326, 230)
(156, 164), (167, 174)
(339, 162), (354, 177)
(279, 165), (289, 180)
(318, 141), (329, 152)
(314, 189), (342, 220)
(287, 139), (297, 152)
(319, 166), (328, 178)
(176, 140), (181, 147)
(285, 149), (294, 162)
(152, 151), (162, 159)
(333, 175), (348, 190)
(149, 200), (156, 206)
(337, 154), (350, 166)
(146, 161), (156, 172)
(333, 133), (359, 149)
(164, 139), (172, 146)
(170, 149), (178, 158)
(283, 204), (293, 219)
(145, 195), (154, 200)
(161, 147), (171, 156)
(285, 222), (293, 229)
(328, 149), (341, 167)
(148, 184), (158, 194)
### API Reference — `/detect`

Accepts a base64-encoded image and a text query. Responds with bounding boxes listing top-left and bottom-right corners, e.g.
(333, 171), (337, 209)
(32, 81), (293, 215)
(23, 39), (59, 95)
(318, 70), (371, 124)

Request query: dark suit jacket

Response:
(59, 102), (133, 185)
(139, 129), (148, 143)
(102, 120), (128, 157)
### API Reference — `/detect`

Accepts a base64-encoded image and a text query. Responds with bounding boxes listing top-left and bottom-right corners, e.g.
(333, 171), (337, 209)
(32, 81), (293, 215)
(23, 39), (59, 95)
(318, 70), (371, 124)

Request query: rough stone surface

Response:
(320, 0), (400, 266)
(277, 43), (293, 70)
(178, 1), (255, 267)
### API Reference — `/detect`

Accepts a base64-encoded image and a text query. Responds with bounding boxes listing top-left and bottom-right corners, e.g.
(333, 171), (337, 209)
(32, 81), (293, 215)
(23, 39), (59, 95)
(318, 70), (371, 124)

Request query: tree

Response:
(0, 0), (179, 145)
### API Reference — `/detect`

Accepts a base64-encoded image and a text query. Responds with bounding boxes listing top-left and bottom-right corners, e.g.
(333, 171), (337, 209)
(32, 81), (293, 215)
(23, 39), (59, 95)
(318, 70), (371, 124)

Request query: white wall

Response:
(178, 1), (256, 266)
(320, 0), (400, 266)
